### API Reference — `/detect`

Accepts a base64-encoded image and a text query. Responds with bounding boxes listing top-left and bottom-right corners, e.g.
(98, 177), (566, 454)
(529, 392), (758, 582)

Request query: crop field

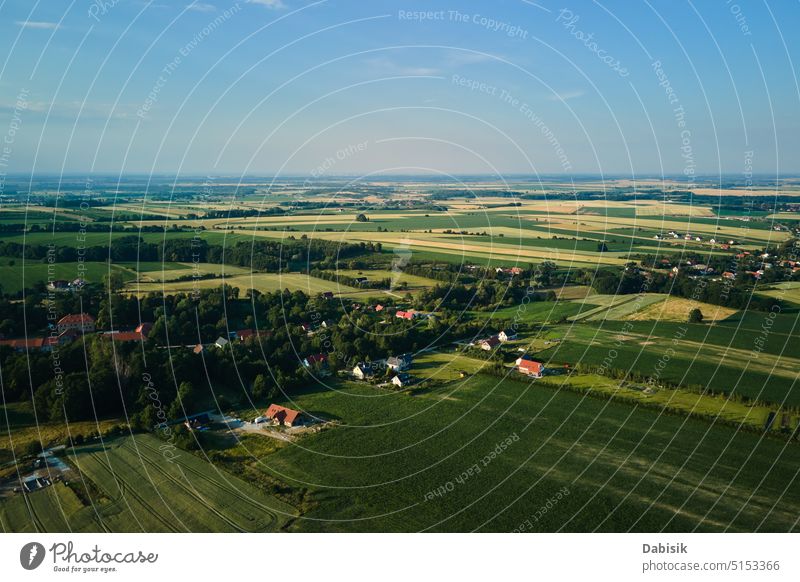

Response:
(411, 350), (493, 381)
(0, 259), (132, 293)
(126, 272), (376, 297)
(473, 300), (597, 325)
(333, 269), (442, 290)
(582, 294), (668, 322)
(626, 297), (740, 323)
(756, 281), (800, 307)
(224, 376), (800, 532)
(536, 321), (800, 407)
(0, 434), (296, 532)
(544, 373), (789, 432)
(129, 262), (252, 283)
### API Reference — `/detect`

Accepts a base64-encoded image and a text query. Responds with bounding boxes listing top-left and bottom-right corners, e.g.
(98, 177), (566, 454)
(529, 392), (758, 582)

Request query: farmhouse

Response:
(498, 330), (517, 342)
(387, 353), (412, 371)
(516, 357), (544, 377)
(353, 361), (381, 380)
(264, 404), (304, 427)
(391, 373), (414, 388)
(479, 336), (501, 351)
(56, 313), (95, 334)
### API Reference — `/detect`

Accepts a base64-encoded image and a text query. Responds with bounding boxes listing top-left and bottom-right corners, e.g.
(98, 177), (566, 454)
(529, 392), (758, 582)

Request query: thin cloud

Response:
(365, 57), (440, 77)
(247, 0), (285, 8)
(187, 2), (216, 11)
(16, 21), (61, 30)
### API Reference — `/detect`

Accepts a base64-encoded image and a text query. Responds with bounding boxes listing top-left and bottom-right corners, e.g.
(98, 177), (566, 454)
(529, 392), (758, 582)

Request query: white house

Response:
(498, 330), (517, 342)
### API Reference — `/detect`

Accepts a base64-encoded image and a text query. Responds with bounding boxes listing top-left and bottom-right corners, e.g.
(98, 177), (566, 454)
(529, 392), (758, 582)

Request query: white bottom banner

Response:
(0, 533), (796, 581)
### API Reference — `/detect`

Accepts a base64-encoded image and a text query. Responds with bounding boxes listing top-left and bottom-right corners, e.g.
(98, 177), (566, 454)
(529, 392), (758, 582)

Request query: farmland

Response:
(225, 376), (800, 532)
(0, 434), (295, 532)
(2, 176), (800, 533)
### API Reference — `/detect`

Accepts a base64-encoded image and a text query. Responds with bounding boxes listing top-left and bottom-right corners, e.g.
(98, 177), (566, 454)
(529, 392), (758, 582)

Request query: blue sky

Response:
(1, 0), (798, 178)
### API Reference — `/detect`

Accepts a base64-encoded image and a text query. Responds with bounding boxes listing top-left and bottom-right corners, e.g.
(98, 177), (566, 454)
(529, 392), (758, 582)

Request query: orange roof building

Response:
(265, 404), (303, 427)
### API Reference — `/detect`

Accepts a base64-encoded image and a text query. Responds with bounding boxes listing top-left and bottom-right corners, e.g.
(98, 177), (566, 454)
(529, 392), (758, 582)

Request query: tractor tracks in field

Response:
(127, 438), (286, 531)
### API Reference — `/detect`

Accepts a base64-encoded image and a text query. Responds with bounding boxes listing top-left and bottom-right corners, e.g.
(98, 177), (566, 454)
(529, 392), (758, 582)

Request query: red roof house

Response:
(265, 404), (303, 427)
(517, 358), (544, 377)
(56, 313), (95, 333)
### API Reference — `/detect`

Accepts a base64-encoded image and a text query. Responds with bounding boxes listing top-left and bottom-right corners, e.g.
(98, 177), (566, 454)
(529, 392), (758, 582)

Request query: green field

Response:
(536, 320), (800, 407)
(221, 376), (800, 532)
(126, 271), (382, 298)
(0, 434), (296, 532)
(0, 259), (132, 293)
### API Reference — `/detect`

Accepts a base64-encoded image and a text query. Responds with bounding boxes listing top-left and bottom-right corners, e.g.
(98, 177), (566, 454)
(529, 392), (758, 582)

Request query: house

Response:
(516, 357), (544, 377)
(479, 336), (501, 351)
(103, 321), (154, 343)
(0, 337), (49, 352)
(299, 322), (313, 333)
(391, 373), (414, 388)
(56, 313), (95, 334)
(354, 276), (368, 285)
(321, 291), (334, 300)
(303, 353), (328, 368)
(395, 310), (416, 320)
(386, 353), (412, 371)
(102, 331), (144, 342)
(498, 330), (517, 342)
(192, 343), (205, 354)
(722, 271), (735, 280)
(374, 304), (385, 312)
(264, 404), (303, 427)
(214, 337), (229, 349)
(353, 362), (381, 380)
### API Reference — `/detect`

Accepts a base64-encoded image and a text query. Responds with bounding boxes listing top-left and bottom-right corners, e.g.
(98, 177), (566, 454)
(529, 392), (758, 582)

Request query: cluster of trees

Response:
(415, 280), (554, 312)
(1, 283), (492, 430)
(577, 262), (782, 311)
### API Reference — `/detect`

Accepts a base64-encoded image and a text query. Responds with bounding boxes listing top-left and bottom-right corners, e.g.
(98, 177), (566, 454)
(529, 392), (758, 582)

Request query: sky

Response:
(0, 0), (799, 179)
